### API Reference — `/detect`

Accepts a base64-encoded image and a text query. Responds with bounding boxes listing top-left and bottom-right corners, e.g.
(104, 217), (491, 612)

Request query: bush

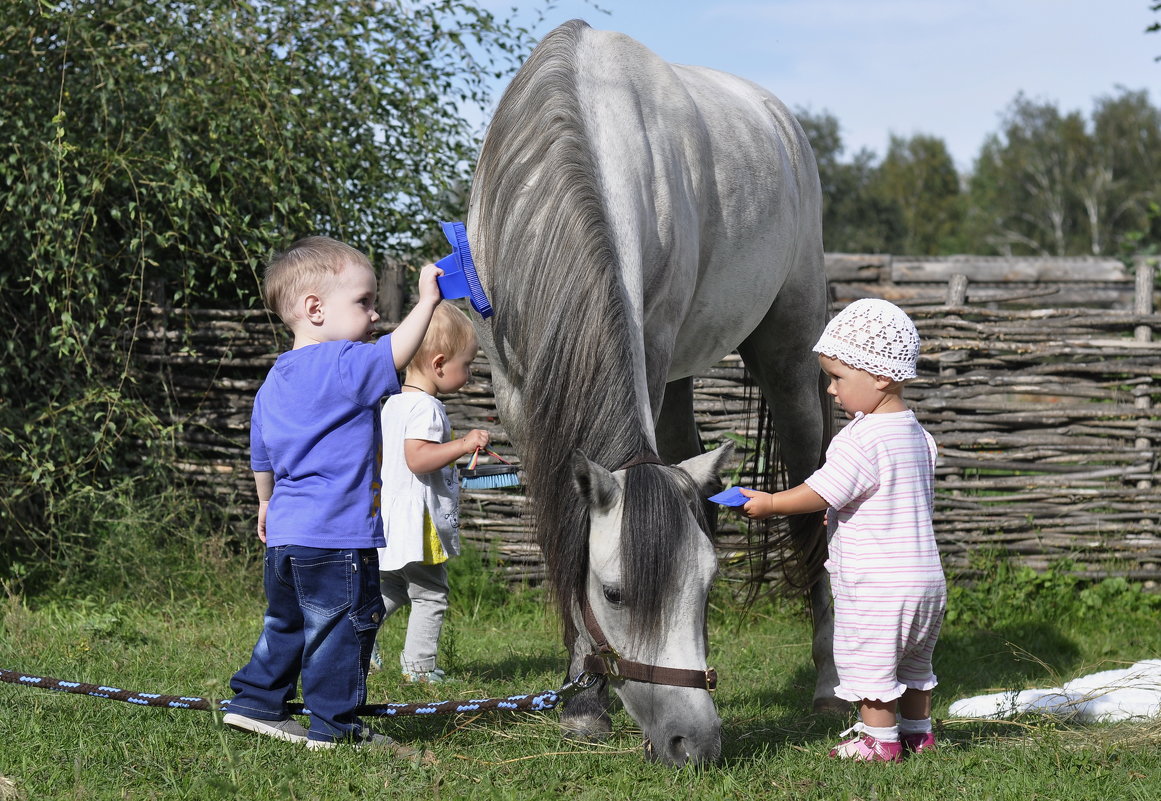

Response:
(0, 0), (534, 589)
(947, 552), (1161, 630)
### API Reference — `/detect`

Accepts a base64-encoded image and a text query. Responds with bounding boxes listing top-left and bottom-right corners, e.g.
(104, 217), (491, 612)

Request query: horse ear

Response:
(571, 451), (621, 512)
(676, 443), (736, 492)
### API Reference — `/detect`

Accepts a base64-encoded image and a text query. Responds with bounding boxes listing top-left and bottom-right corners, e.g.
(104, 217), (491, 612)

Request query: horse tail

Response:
(741, 362), (833, 603)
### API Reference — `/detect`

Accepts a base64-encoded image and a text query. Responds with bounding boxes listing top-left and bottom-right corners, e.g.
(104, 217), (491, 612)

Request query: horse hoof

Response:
(560, 715), (612, 743)
(812, 696), (850, 717)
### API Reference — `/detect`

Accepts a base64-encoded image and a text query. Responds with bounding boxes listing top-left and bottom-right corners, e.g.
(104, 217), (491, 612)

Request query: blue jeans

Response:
(226, 545), (385, 743)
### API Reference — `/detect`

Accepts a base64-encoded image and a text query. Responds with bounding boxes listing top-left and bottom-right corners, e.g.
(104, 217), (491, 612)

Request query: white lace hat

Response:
(812, 298), (920, 381)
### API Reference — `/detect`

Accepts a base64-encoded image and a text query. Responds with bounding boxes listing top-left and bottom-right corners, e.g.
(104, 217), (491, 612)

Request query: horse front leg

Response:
(655, 375), (722, 538)
(654, 377), (701, 464)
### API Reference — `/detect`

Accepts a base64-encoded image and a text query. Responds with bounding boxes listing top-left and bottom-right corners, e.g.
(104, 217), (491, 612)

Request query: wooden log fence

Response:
(129, 255), (1161, 585)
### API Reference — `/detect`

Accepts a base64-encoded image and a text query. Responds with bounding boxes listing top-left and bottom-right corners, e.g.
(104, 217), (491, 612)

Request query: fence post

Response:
(1134, 260), (1155, 493)
(940, 274), (969, 378)
(945, 273), (969, 307)
(144, 276), (169, 367)
(939, 273), (969, 496)
(378, 257), (406, 325)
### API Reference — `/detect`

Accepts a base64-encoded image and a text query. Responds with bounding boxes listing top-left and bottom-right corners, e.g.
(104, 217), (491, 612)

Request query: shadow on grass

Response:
(710, 620), (1084, 764)
(360, 652), (568, 742)
(715, 661), (850, 764)
(462, 653), (565, 683)
(934, 621), (1083, 703)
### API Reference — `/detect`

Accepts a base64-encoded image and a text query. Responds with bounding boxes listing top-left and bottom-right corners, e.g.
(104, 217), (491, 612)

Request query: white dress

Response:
(377, 392), (461, 571)
(804, 410), (946, 702)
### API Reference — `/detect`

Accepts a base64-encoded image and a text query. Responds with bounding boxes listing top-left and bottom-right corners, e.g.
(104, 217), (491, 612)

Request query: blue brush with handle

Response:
(461, 447), (520, 490)
(435, 221), (493, 318)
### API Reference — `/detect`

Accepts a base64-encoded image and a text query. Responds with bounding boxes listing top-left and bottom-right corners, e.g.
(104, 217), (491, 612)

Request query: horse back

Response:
(568, 25), (824, 379)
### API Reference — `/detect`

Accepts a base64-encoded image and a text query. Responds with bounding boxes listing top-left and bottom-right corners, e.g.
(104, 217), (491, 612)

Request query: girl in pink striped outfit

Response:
(740, 298), (945, 763)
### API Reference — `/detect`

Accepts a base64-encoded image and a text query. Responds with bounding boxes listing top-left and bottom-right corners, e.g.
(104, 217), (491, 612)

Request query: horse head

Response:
(567, 445), (733, 765)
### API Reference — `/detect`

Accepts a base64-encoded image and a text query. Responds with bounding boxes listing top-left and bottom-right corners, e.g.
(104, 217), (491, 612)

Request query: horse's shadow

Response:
(935, 621), (1084, 703)
(461, 653), (564, 683)
(712, 619), (1084, 762)
(365, 652), (567, 740)
(716, 662), (851, 764)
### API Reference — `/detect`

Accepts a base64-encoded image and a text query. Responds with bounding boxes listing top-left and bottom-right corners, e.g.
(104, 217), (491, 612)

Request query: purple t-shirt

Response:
(250, 336), (400, 549)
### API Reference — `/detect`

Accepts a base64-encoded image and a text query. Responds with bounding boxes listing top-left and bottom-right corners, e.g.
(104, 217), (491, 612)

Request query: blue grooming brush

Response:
(707, 486), (753, 507)
(435, 221), (493, 319)
(460, 447), (520, 490)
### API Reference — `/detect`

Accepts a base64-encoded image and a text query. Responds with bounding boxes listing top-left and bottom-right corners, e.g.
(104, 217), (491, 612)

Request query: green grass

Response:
(2, 550), (1161, 800)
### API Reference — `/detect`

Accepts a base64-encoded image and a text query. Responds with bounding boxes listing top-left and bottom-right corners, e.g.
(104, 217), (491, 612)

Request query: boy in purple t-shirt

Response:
(223, 236), (441, 757)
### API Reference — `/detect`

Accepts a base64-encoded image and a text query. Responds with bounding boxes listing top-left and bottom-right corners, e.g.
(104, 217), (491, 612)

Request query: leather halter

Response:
(617, 451), (666, 471)
(580, 594), (718, 691)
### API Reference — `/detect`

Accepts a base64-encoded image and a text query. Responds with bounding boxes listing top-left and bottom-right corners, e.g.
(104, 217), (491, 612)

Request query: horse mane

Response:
(621, 463), (709, 644)
(472, 19), (689, 644)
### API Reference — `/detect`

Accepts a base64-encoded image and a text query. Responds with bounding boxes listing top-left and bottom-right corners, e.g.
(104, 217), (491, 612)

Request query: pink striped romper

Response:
(804, 409), (946, 703)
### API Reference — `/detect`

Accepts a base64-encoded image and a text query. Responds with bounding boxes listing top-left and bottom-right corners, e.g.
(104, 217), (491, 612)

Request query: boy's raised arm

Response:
(389, 263), (444, 370)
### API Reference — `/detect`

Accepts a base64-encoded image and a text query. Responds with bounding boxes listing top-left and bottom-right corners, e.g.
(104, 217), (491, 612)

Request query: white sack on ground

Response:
(948, 659), (1161, 722)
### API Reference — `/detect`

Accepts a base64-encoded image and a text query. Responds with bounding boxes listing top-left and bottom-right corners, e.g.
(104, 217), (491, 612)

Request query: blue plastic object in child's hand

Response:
(435, 221), (494, 319)
(707, 487), (752, 507)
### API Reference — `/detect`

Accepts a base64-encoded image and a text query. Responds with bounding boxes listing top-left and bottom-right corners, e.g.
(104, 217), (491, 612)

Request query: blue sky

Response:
(479, 1), (1160, 172)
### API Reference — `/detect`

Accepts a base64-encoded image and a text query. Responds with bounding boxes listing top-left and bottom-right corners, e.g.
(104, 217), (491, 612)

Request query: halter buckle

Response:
(557, 671), (605, 699)
(602, 655), (623, 679)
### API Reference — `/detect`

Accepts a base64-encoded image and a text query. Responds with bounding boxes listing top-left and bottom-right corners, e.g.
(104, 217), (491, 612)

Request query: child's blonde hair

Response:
(410, 303), (476, 370)
(263, 236), (373, 323)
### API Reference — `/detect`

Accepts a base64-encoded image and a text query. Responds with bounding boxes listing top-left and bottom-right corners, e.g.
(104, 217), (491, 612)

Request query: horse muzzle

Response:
(637, 686), (722, 766)
(579, 595), (722, 765)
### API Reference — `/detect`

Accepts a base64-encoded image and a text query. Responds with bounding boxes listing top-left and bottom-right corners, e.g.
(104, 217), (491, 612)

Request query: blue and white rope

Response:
(0, 667), (594, 717)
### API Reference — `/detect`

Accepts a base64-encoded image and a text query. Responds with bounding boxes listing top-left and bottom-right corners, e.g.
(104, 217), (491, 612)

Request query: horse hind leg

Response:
(737, 275), (843, 715)
(807, 569), (845, 715)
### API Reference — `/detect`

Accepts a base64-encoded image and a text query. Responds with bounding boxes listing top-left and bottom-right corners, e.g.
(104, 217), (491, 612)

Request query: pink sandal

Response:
(901, 730), (936, 754)
(828, 724), (903, 762)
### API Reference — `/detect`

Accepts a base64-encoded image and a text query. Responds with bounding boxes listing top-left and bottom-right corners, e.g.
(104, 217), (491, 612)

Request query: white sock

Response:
(861, 723), (899, 742)
(898, 716), (932, 735)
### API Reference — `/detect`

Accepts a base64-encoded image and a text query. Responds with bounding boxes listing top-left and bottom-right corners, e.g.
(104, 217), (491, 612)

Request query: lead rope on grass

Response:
(0, 667), (602, 717)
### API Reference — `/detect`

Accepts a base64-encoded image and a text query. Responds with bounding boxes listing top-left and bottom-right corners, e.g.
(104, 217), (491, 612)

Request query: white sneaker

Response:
(306, 729), (436, 763)
(400, 653), (448, 683)
(402, 667), (448, 684)
(223, 712), (309, 744)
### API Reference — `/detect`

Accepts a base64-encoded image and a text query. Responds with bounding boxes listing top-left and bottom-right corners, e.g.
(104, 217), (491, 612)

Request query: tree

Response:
(795, 107), (904, 253)
(1149, 2), (1161, 60)
(967, 95), (1093, 255)
(0, 0), (534, 585)
(869, 134), (963, 255)
(964, 90), (1161, 256)
(1088, 89), (1161, 254)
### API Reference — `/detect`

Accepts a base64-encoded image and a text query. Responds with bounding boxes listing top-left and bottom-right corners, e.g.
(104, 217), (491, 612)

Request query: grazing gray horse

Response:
(466, 19), (837, 765)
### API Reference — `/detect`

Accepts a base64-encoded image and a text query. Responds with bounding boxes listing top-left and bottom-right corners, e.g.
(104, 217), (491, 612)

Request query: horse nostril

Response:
(668, 735), (691, 764)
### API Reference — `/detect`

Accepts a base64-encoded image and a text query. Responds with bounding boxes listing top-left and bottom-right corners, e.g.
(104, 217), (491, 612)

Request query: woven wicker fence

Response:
(132, 255), (1160, 584)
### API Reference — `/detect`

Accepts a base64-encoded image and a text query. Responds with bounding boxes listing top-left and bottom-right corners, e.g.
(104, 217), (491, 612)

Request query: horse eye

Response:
(602, 586), (624, 606)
